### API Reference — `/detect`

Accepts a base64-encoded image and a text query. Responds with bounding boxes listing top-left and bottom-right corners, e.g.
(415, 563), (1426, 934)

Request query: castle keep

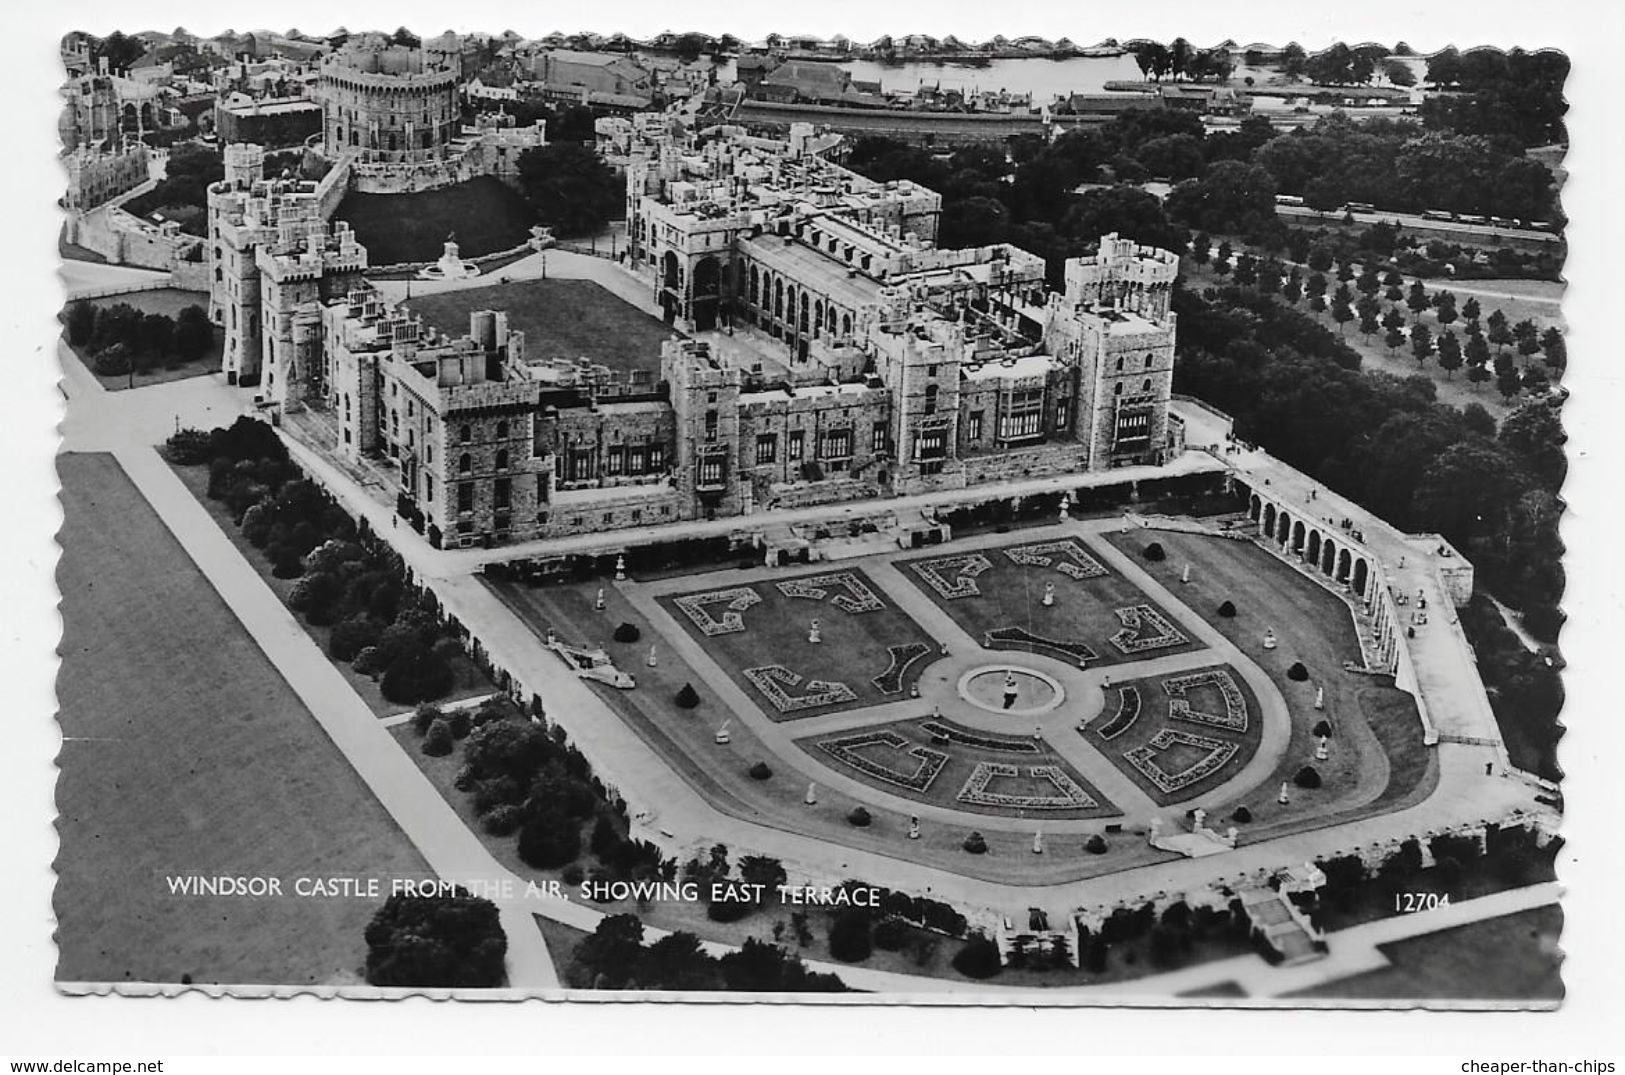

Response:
(209, 121), (1182, 550)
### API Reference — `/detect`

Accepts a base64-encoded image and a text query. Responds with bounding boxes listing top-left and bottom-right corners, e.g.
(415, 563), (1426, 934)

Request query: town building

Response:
(62, 141), (150, 210)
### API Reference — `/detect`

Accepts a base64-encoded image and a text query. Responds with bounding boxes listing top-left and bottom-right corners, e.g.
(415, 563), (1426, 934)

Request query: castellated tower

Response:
(1045, 233), (1181, 470)
(664, 338), (743, 519)
(207, 143), (269, 385)
(871, 308), (966, 480)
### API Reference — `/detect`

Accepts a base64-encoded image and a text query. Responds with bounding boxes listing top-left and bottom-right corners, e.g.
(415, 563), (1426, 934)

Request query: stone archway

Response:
(1353, 558), (1370, 596)
(1321, 538), (1336, 576)
(1249, 494), (1262, 522)
(1291, 519), (1306, 553)
(1262, 502), (1277, 537)
(692, 256), (721, 332)
(1276, 510), (1292, 546)
(1336, 548), (1353, 583)
(1306, 530), (1321, 565)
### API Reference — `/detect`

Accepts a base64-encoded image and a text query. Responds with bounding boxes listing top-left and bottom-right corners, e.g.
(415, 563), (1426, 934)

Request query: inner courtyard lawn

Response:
(658, 568), (938, 719)
(402, 277), (679, 377)
(55, 452), (431, 986)
(897, 536), (1200, 669)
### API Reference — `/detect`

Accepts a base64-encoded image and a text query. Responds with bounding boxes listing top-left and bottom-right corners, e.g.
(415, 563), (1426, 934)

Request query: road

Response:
(1277, 204), (1563, 247)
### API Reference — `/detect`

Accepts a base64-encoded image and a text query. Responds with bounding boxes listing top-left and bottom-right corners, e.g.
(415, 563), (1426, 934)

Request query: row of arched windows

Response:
(745, 264), (852, 340)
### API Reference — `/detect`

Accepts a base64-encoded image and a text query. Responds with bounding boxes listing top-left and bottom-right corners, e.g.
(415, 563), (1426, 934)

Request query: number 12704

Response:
(1394, 892), (1451, 912)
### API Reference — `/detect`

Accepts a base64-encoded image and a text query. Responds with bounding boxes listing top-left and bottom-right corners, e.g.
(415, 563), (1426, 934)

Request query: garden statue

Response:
(908, 817), (921, 840)
(804, 781), (818, 805)
(1182, 563), (1192, 584)
(808, 618), (821, 644)
(713, 720), (731, 745)
(1314, 686), (1325, 710)
(1315, 736), (1330, 761)
(1041, 581), (1055, 607)
(647, 645), (658, 668)
(594, 587), (606, 611)
(1032, 829), (1044, 855)
(1277, 781), (1291, 805)
(615, 554), (626, 581)
(1263, 627), (1278, 650)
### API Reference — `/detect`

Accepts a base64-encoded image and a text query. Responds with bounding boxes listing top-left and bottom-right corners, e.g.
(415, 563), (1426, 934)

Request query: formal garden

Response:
(898, 537), (1199, 669)
(796, 716), (1120, 821)
(658, 569), (938, 719)
(61, 289), (220, 390)
(1088, 665), (1264, 806)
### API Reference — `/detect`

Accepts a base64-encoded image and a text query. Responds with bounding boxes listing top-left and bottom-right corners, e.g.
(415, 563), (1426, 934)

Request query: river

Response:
(836, 54), (1147, 99)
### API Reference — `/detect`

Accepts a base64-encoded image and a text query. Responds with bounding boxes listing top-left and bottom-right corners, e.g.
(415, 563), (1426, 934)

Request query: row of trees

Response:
(169, 418), (467, 704)
(1129, 39), (1235, 83)
(566, 913), (846, 991)
(64, 299), (213, 377)
(1171, 283), (1565, 635)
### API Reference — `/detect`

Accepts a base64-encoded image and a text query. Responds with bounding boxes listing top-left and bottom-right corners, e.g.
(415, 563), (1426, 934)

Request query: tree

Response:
(1305, 272), (1327, 301)
(738, 854), (787, 895)
(1256, 260), (1283, 297)
(1164, 161), (1276, 234)
(571, 913), (645, 988)
(1331, 297), (1354, 334)
(1513, 319), (1542, 364)
(363, 889), (506, 988)
(1433, 291), (1458, 329)
(65, 301), (96, 347)
(827, 909), (873, 963)
(1406, 280), (1431, 316)
(517, 810), (581, 869)
(674, 683), (700, 709)
(1436, 330), (1463, 378)
(515, 143), (621, 239)
(1190, 232), (1211, 266)
(1487, 309), (1512, 352)
(1410, 323), (1434, 366)
(952, 932), (1004, 979)
(174, 305), (213, 362)
(380, 644), (454, 705)
(1232, 253), (1257, 289)
(1281, 274), (1302, 307)
(1356, 265), (1381, 298)
(1059, 186), (1187, 253)
(940, 196), (1010, 248)
(1499, 400), (1567, 491)
(1462, 296), (1482, 322)
(1358, 308), (1380, 339)
(1540, 327), (1567, 371)
(1384, 58), (1417, 87)
(1466, 331), (1492, 371)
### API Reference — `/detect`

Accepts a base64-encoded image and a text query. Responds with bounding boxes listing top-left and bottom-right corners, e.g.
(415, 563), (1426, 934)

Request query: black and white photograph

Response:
(8, 0), (1624, 1061)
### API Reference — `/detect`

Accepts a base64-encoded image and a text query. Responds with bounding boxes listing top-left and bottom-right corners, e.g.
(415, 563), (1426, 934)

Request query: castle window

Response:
(871, 421), (887, 452)
(1115, 357), (1124, 372)
(496, 449), (509, 471)
(1055, 398), (1070, 429)
(924, 384), (938, 415)
(1145, 353), (1154, 368)
(968, 412), (983, 440)
(459, 453), (472, 473)
(704, 410), (718, 443)
(459, 424), (471, 443)
(425, 475), (434, 503)
(606, 445), (624, 475)
(756, 433), (777, 465)
(1143, 378), (1152, 393)
(457, 483), (474, 513)
(494, 478), (511, 510)
(1115, 383), (1124, 396)
(788, 430), (805, 462)
(496, 420), (509, 438)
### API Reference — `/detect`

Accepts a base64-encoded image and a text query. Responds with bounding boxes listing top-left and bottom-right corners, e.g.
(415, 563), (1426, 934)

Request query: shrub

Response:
(1217, 600), (1237, 618)
(952, 933), (1003, 980)
(329, 615), (385, 663)
(481, 804), (524, 836)
(1311, 719), (1333, 739)
(517, 811), (581, 869)
(561, 863), (586, 886)
(612, 622), (641, 644)
(1085, 833), (1108, 854)
(380, 644), (454, 705)
(1294, 765), (1323, 789)
(963, 831), (988, 854)
(421, 719), (454, 757)
(1143, 542), (1166, 562)
(269, 544), (305, 579)
(873, 915), (909, 951)
(748, 761), (773, 781)
(448, 710), (472, 739)
(707, 899), (752, 923)
(1232, 806), (1254, 823)
(1287, 662), (1310, 681)
(411, 704), (444, 736)
(847, 806), (872, 827)
(828, 909), (873, 963)
(472, 776), (524, 815)
(353, 646), (385, 678)
(453, 764), (477, 792)
(674, 683), (700, 709)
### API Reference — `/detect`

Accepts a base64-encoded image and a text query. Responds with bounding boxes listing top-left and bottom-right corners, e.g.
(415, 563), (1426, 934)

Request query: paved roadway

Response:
(1277, 204), (1563, 247)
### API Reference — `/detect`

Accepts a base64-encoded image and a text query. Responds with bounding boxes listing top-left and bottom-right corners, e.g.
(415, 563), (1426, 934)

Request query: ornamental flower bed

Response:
(815, 730), (949, 792)
(1095, 686), (1143, 740)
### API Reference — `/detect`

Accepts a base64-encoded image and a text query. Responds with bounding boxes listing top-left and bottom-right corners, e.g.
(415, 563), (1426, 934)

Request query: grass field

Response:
(402, 277), (677, 376)
(169, 460), (494, 718)
(898, 537), (1200, 670)
(1286, 905), (1563, 1001)
(55, 452), (432, 986)
(60, 288), (223, 392)
(659, 568), (938, 719)
(333, 176), (536, 265)
(1084, 663), (1263, 808)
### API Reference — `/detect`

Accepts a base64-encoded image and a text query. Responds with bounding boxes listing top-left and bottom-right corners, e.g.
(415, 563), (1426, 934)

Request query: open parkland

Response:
(50, 247), (1559, 997)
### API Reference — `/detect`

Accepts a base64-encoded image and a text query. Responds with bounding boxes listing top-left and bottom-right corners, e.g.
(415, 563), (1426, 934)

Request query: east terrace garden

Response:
(659, 569), (937, 719)
(899, 538), (1198, 668)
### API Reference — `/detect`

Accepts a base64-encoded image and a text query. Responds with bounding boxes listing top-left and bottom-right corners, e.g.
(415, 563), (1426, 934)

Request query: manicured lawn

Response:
(170, 460), (494, 718)
(402, 277), (677, 376)
(54, 452), (432, 986)
(793, 715), (1121, 820)
(333, 176), (537, 264)
(898, 536), (1200, 670)
(659, 568), (938, 719)
(1104, 527), (1437, 836)
(1286, 905), (1563, 1001)
(1084, 663), (1263, 808)
(60, 288), (223, 392)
